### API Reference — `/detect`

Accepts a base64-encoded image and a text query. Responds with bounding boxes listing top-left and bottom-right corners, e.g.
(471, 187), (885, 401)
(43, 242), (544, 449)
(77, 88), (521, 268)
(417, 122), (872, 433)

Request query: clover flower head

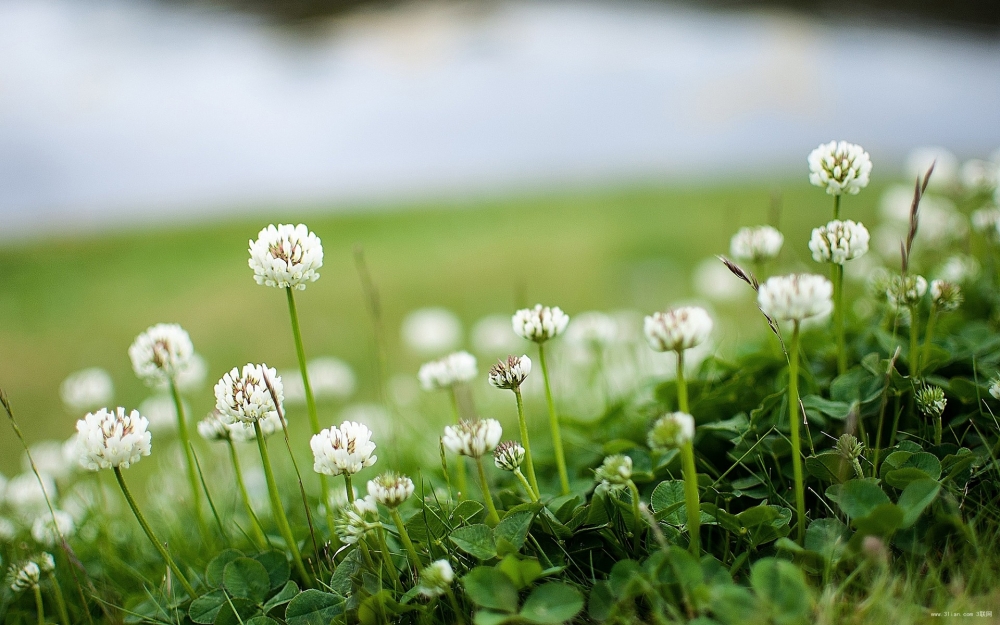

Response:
(31, 510), (74, 546)
(915, 386), (947, 419)
(60, 368), (114, 412)
(808, 141), (873, 196)
(887, 275), (927, 309)
(214, 363), (282, 425)
(488, 355), (532, 390)
(10, 561), (40, 592)
(229, 413), (282, 443)
(442, 419), (502, 458)
(835, 434), (864, 460)
(648, 412), (695, 450)
(730, 225), (784, 263)
(930, 280), (962, 312)
(809, 220), (870, 265)
(512, 305), (569, 343)
(418, 351), (478, 391)
(248, 223), (323, 290)
(128, 323), (195, 386)
(154, 353), (208, 394)
(311, 421), (378, 476)
(333, 496), (378, 545)
(961, 159), (1000, 192)
(418, 559), (455, 598)
(367, 472), (414, 509)
(595, 454), (633, 488)
(197, 410), (233, 442)
(493, 441), (526, 471)
(643, 307), (713, 353)
(758, 274), (833, 322)
(991, 377), (1000, 401)
(75, 407), (152, 471)
(38, 553), (55, 573)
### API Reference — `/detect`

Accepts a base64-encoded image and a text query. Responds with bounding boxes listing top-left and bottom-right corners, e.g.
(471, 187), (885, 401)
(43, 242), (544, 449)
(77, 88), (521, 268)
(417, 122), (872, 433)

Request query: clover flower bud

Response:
(488, 355), (531, 391)
(214, 363), (283, 425)
(808, 141), (873, 196)
(647, 412), (695, 450)
(512, 305), (569, 343)
(594, 454), (633, 488)
(129, 324), (195, 386)
(930, 280), (962, 312)
(643, 307), (713, 353)
(197, 410), (233, 442)
(333, 496), (378, 545)
(10, 561), (40, 592)
(60, 368), (114, 412)
(809, 220), (870, 265)
(75, 408), (152, 471)
(367, 472), (414, 509)
(38, 553), (55, 573)
(418, 560), (455, 598)
(311, 421), (378, 476)
(418, 351), (478, 391)
(757, 274), (833, 322)
(248, 223), (323, 290)
(493, 441), (526, 471)
(887, 275), (927, 309)
(442, 419), (502, 459)
(836, 433), (865, 478)
(915, 386), (947, 419)
(730, 225), (784, 263)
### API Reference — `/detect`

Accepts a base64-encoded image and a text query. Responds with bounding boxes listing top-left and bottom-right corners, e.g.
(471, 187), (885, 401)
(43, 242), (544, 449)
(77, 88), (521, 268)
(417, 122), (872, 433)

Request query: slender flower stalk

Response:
(648, 412), (698, 553)
(537, 343), (569, 495)
(474, 457), (500, 526)
(169, 380), (206, 536)
(787, 323), (806, 544)
(595, 455), (642, 550)
(374, 524), (402, 591)
(443, 419), (503, 525)
(448, 391), (468, 499)
(922, 281), (962, 370)
(916, 386), (947, 446)
(368, 472), (422, 570)
(40, 555), (70, 625)
(227, 439), (268, 548)
(254, 420), (309, 583)
(419, 351), (478, 498)
(489, 355), (539, 497)
(494, 441), (538, 502)
(33, 584), (45, 625)
(513, 389), (538, 497)
(389, 508), (422, 570)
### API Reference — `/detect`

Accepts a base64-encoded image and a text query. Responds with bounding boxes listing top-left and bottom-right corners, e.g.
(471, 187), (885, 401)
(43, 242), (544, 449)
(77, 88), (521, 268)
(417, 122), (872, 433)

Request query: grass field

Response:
(0, 180), (883, 476)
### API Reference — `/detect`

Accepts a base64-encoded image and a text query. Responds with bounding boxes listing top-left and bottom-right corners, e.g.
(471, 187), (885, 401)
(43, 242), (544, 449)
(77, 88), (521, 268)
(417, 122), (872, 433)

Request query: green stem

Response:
(47, 572), (70, 625)
(909, 305), (920, 377)
(788, 323), (806, 545)
(513, 388), (540, 498)
(345, 474), (355, 504)
(446, 588), (466, 625)
(627, 480), (643, 552)
(389, 508), (422, 570)
(375, 525), (402, 591)
(449, 389), (469, 499)
(475, 457), (500, 526)
(254, 421), (310, 585)
(33, 584), (45, 625)
(538, 343), (570, 495)
(228, 440), (268, 548)
(680, 442), (701, 555)
(169, 380), (206, 537)
(834, 264), (846, 376)
(514, 469), (539, 502)
(934, 416), (943, 447)
(113, 467), (196, 597)
(833, 194), (841, 220)
(676, 350), (688, 413)
(921, 304), (938, 373)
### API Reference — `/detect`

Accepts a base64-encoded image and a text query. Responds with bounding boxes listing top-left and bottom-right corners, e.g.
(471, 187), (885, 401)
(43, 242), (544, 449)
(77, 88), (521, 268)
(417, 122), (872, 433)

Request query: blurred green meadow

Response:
(0, 181), (881, 476)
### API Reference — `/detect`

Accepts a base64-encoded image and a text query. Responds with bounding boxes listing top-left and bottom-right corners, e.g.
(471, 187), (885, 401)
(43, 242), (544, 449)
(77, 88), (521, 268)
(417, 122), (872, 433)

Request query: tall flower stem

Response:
(344, 474), (355, 504)
(537, 343), (570, 495)
(169, 380), (206, 538)
(113, 467), (196, 597)
(448, 390), (468, 499)
(389, 508), (423, 570)
(676, 349), (701, 554)
(833, 264), (847, 376)
(909, 305), (921, 377)
(375, 525), (402, 591)
(513, 388), (539, 498)
(254, 421), (310, 585)
(675, 350), (688, 412)
(921, 303), (939, 372)
(833, 195), (841, 220)
(475, 457), (501, 526)
(626, 480), (643, 552)
(33, 585), (45, 625)
(514, 469), (539, 502)
(227, 440), (268, 548)
(47, 570), (70, 625)
(285, 288), (334, 534)
(934, 415), (943, 447)
(787, 323), (807, 545)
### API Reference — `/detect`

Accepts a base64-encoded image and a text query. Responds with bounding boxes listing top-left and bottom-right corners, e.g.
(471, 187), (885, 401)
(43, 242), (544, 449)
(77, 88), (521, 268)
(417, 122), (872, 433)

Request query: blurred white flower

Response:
(75, 407), (152, 471)
(512, 305), (569, 343)
(248, 223), (323, 290)
(334, 495), (378, 545)
(31, 510), (74, 545)
(22, 441), (75, 482)
(488, 355), (532, 391)
(0, 517), (15, 541)
(961, 158), (999, 192)
(729, 225), (784, 263)
(129, 323), (195, 387)
(971, 206), (1000, 242)
(10, 561), (40, 592)
(935, 255), (980, 284)
(417, 560), (454, 598)
(139, 394), (188, 432)
(442, 419), (502, 458)
(38, 553), (55, 573)
(758, 274), (833, 321)
(418, 351), (478, 391)
(648, 412), (695, 449)
(809, 220), (870, 264)
(906, 146), (958, 190)
(308, 357), (357, 400)
(154, 353), (208, 394)
(644, 307), (713, 353)
(564, 312), (618, 347)
(59, 368), (113, 412)
(311, 421), (378, 476)
(930, 280), (962, 312)
(197, 410), (233, 442)
(214, 363), (282, 425)
(594, 454), (632, 487)
(879, 186), (965, 250)
(887, 275), (928, 309)
(367, 472), (414, 508)
(228, 412), (282, 442)
(808, 141), (872, 195)
(693, 259), (746, 303)
(5, 473), (56, 515)
(471, 314), (523, 355)
(389, 374), (421, 408)
(493, 441), (525, 471)
(401, 308), (462, 356)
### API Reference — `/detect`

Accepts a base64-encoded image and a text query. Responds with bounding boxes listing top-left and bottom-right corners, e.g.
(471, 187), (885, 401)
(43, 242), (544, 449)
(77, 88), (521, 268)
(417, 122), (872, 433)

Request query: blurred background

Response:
(1, 0), (999, 488)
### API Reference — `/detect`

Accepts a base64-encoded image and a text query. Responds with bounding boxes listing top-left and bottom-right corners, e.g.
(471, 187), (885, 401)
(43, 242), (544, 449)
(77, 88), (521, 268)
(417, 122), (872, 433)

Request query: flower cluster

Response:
(493, 441), (526, 471)
(887, 275), (927, 309)
(442, 419), (502, 458)
(835, 434), (864, 461)
(333, 496), (379, 545)
(367, 472), (414, 508)
(809, 219), (870, 264)
(729, 225), (784, 263)
(647, 412), (695, 449)
(128, 324), (195, 386)
(643, 307), (713, 352)
(417, 351), (478, 391)
(9, 561), (40, 592)
(75, 408), (152, 471)
(417, 560), (455, 598)
(311, 421), (378, 476)
(930, 280), (962, 312)
(60, 367), (114, 412)
(758, 274), (833, 322)
(808, 141), (873, 195)
(214, 363), (282, 425)
(248, 224), (323, 290)
(512, 305), (569, 343)
(31, 510), (75, 546)
(487, 355), (532, 390)
(915, 386), (947, 419)
(595, 455), (633, 488)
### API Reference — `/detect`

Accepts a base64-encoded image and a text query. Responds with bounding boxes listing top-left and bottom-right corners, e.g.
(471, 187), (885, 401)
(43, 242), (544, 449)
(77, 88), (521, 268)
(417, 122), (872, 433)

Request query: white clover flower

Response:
(248, 223), (323, 290)
(23, 441), (75, 481)
(990, 377), (1000, 401)
(757, 274), (833, 322)
(38, 553), (55, 573)
(887, 275), (928, 309)
(471, 314), (523, 355)
(808, 141), (873, 196)
(75, 408), (152, 471)
(961, 159), (1000, 192)
(197, 410), (233, 442)
(333, 496), (378, 545)
(311, 421), (378, 476)
(401, 308), (463, 356)
(0, 517), (15, 541)
(60, 368), (114, 412)
(488, 355), (532, 391)
(906, 146), (959, 191)
(418, 351), (478, 391)
(214, 363), (282, 425)
(154, 353), (208, 394)
(138, 394), (188, 432)
(418, 560), (455, 598)
(729, 226), (784, 263)
(5, 473), (56, 514)
(31, 510), (74, 546)
(809, 220), (870, 265)
(308, 357), (357, 400)
(915, 386), (947, 419)
(643, 306), (713, 353)
(971, 207), (1000, 243)
(367, 472), (414, 509)
(128, 323), (195, 386)
(930, 280), (962, 312)
(442, 419), (502, 459)
(565, 312), (619, 347)
(512, 305), (570, 343)
(936, 255), (980, 284)
(10, 561), (40, 592)
(648, 412), (695, 450)
(228, 412), (282, 443)
(493, 441), (526, 471)
(594, 455), (633, 488)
